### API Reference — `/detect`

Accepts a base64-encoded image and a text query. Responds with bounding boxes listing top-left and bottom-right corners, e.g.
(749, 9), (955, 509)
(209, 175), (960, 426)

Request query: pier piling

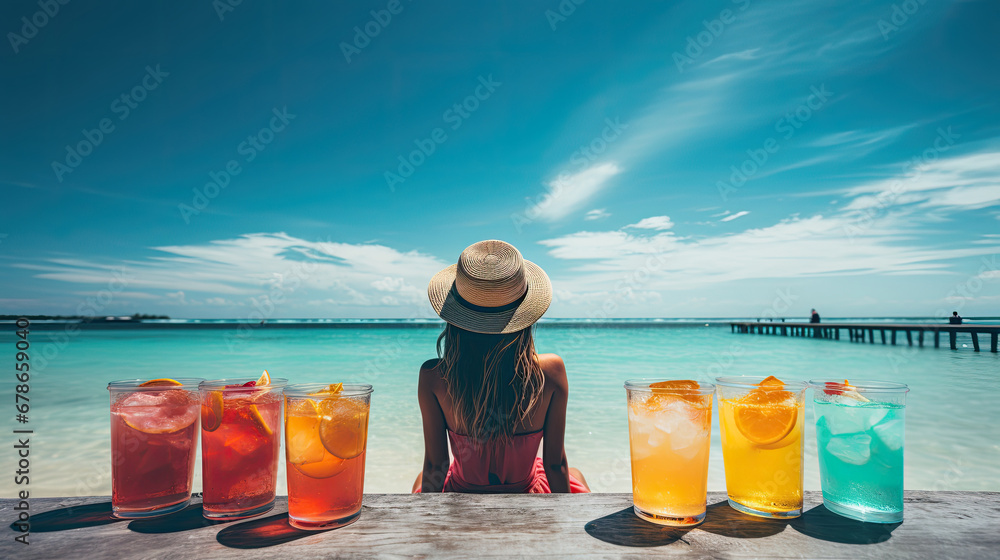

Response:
(730, 321), (999, 353)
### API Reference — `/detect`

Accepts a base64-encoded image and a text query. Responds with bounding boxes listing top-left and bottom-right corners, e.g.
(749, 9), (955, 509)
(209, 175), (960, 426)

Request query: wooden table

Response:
(3, 492), (998, 558)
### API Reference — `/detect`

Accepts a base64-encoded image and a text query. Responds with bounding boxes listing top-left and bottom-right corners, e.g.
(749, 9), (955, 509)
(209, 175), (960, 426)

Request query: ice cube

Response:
(815, 416), (830, 437)
(119, 391), (170, 408)
(871, 417), (904, 451)
(669, 424), (705, 460)
(822, 410), (868, 436)
(629, 440), (656, 462)
(647, 429), (664, 448)
(656, 400), (706, 458)
(117, 390), (198, 433)
(826, 433), (872, 465)
(653, 413), (682, 435)
(227, 432), (266, 457)
(628, 409), (659, 448)
(827, 394), (863, 407)
(861, 406), (889, 430)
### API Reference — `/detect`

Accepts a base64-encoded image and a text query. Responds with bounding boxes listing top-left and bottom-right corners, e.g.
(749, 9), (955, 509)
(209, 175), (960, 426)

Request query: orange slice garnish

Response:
(318, 396), (369, 459)
(649, 380), (705, 405)
(139, 378), (182, 387)
(748, 375), (793, 404)
(257, 370), (271, 386)
(285, 399), (325, 465)
(650, 380), (699, 392)
(309, 383), (343, 397)
(201, 391), (224, 432)
(293, 452), (347, 479)
(734, 402), (797, 445)
(249, 403), (272, 436)
(732, 376), (798, 445)
(237, 371), (274, 435)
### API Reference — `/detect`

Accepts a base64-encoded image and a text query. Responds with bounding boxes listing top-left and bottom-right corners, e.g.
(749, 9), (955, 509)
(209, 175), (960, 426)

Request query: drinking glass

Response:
(108, 378), (201, 518)
(810, 379), (908, 523)
(625, 379), (714, 526)
(200, 377), (287, 520)
(716, 376), (808, 518)
(285, 383), (373, 530)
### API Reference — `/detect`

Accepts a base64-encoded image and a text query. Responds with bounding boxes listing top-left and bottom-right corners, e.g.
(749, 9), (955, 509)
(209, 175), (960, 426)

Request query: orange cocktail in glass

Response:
(108, 378), (201, 518)
(716, 375), (807, 518)
(625, 379), (714, 526)
(284, 383), (372, 530)
(200, 372), (286, 520)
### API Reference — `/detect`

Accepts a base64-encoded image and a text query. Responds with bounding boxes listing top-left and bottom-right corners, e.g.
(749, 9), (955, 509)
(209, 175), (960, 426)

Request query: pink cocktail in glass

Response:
(108, 378), (201, 518)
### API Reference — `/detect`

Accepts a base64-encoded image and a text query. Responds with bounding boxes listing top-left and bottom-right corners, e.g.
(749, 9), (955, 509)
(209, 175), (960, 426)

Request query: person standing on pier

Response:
(949, 311), (963, 325)
(810, 309), (821, 323)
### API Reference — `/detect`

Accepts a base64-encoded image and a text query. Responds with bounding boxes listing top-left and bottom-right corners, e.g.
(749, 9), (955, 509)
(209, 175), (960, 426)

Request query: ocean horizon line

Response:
(4, 315), (998, 331)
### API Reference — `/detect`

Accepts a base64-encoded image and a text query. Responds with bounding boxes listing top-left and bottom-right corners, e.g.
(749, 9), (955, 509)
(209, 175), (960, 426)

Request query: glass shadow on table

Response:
(10, 501), (122, 532)
(586, 501), (788, 547)
(587, 501), (900, 547)
(127, 503), (227, 533)
(789, 503), (901, 544)
(215, 512), (326, 549)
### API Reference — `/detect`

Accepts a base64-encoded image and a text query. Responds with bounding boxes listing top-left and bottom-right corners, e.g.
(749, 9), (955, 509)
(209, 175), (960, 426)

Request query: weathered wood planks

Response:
(2, 492), (998, 559)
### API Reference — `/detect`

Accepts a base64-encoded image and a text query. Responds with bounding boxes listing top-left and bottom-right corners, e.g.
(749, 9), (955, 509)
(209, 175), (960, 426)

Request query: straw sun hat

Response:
(428, 240), (552, 334)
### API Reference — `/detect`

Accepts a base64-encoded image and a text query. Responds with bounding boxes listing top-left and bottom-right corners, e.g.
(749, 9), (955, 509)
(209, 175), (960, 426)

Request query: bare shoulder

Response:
(537, 353), (568, 391)
(420, 358), (442, 373)
(418, 359), (444, 391)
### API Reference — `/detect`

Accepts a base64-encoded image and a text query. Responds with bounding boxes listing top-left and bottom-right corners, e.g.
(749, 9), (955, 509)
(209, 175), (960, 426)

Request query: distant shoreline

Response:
(3, 316), (997, 331)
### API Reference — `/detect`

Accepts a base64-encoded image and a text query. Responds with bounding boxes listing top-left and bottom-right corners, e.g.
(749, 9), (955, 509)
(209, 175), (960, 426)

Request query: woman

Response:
(413, 240), (589, 493)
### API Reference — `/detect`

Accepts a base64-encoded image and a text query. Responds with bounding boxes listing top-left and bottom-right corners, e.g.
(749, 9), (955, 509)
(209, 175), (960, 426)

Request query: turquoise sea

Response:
(3, 320), (997, 498)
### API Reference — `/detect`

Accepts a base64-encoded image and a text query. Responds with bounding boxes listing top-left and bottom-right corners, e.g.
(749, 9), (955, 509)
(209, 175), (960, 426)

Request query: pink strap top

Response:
(439, 430), (589, 493)
(446, 430), (545, 491)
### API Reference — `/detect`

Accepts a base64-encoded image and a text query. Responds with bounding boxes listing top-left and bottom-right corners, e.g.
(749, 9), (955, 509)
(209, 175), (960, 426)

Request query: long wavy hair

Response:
(436, 323), (545, 445)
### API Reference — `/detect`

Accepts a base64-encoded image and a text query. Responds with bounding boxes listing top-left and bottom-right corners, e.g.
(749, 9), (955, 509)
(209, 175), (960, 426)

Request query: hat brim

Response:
(427, 260), (552, 334)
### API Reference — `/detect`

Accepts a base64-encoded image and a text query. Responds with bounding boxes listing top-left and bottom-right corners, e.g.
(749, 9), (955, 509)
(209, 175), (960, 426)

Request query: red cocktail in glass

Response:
(200, 374), (286, 520)
(108, 378), (201, 518)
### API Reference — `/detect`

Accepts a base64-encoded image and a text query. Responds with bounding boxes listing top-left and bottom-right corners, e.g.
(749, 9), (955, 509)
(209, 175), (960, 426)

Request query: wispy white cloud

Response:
(539, 143), (1000, 297)
(842, 149), (1000, 213)
(584, 208), (611, 221)
(720, 211), (750, 222)
(531, 163), (622, 222)
(810, 125), (914, 149)
(625, 216), (674, 230)
(702, 48), (762, 66)
(17, 233), (447, 313)
(541, 213), (998, 294)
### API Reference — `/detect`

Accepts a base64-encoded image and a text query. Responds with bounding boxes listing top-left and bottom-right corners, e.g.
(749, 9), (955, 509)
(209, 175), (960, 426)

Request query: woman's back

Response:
(420, 353), (564, 436)
(416, 352), (588, 493)
(415, 239), (588, 493)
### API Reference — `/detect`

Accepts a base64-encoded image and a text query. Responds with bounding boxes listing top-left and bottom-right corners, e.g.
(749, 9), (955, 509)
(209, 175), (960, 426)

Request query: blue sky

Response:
(2, 0), (999, 319)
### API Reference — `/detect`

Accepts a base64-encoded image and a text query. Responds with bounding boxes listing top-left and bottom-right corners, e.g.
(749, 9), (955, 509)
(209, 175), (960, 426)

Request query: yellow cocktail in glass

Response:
(716, 375), (807, 518)
(625, 379), (714, 526)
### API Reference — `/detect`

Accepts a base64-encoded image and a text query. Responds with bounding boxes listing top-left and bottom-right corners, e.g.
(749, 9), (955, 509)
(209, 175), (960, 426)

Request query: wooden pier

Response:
(730, 321), (1000, 352)
(3, 492), (998, 558)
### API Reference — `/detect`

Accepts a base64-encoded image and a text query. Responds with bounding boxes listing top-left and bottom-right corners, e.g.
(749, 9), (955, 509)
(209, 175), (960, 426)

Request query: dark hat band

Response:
(449, 284), (527, 314)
